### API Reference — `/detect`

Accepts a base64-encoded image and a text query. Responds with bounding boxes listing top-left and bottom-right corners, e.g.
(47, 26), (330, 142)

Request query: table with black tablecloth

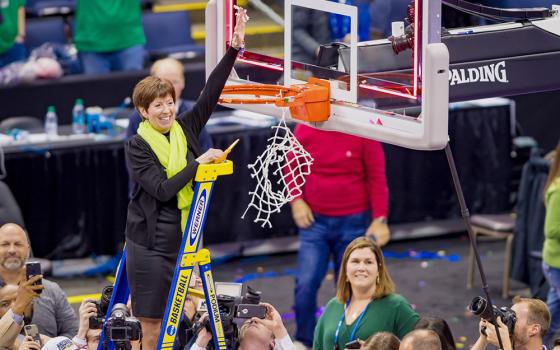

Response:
(2, 100), (514, 257)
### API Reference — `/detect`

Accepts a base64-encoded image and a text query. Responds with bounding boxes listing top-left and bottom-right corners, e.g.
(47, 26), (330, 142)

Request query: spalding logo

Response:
(189, 189), (207, 246)
(166, 325), (176, 336)
(449, 61), (508, 86)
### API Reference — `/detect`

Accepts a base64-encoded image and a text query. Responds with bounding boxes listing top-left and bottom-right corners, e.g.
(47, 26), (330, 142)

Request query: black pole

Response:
(444, 143), (505, 349)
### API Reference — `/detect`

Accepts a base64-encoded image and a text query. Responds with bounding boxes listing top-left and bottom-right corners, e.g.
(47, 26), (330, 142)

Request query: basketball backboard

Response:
(206, 0), (450, 150)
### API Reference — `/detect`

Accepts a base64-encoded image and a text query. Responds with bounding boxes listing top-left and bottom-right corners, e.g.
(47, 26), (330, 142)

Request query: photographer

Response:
(472, 297), (550, 350)
(71, 299), (101, 350)
(71, 292), (141, 350)
(190, 302), (295, 350)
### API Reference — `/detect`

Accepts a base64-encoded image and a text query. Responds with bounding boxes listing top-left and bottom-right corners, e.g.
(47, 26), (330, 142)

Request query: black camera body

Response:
(197, 286), (267, 349)
(233, 286), (267, 319)
(89, 286), (113, 329)
(470, 296), (517, 335)
(104, 303), (142, 344)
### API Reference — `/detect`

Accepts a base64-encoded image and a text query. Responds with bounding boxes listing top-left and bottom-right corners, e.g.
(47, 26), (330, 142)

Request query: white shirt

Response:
(274, 334), (296, 350)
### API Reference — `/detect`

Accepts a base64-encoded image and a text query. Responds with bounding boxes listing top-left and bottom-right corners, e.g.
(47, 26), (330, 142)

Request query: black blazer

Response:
(124, 47), (239, 248)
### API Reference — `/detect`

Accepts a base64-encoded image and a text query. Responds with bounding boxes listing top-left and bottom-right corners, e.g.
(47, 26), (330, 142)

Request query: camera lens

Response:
(469, 296), (487, 315)
(100, 286), (114, 314)
(390, 34), (414, 55)
(111, 303), (130, 318)
(243, 286), (261, 304)
(469, 296), (494, 321)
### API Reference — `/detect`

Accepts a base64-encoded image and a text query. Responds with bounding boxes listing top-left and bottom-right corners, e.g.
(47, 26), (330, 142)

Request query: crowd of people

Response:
(0, 0), (146, 74)
(2, 217), (560, 350)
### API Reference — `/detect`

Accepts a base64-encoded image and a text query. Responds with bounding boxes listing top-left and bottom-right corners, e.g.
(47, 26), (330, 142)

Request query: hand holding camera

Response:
(480, 317), (513, 350)
(470, 296), (516, 350)
(250, 302), (287, 339)
(12, 275), (43, 315)
(78, 299), (98, 339)
(194, 314), (213, 348)
(89, 286), (113, 329)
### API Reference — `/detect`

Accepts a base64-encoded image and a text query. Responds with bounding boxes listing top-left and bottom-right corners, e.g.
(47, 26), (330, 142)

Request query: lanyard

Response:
(333, 299), (370, 348)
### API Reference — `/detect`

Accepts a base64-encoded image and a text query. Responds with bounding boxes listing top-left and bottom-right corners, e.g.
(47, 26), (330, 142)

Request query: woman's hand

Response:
(196, 148), (225, 164)
(231, 6), (248, 49)
(290, 198), (314, 229)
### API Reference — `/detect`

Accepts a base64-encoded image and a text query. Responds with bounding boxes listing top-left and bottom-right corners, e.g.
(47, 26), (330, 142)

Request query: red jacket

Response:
(288, 124), (389, 218)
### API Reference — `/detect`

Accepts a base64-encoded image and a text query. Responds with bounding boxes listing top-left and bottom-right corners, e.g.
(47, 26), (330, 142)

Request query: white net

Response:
(242, 109), (314, 227)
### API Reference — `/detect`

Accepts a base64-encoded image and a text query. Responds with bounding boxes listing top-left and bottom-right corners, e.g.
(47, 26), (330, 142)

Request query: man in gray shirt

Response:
(0, 223), (78, 338)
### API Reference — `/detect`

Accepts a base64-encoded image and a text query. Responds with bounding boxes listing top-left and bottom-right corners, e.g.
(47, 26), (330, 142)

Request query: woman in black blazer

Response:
(124, 9), (247, 348)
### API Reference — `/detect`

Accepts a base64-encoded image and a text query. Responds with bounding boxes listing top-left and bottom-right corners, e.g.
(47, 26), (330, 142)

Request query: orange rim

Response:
(219, 77), (331, 122)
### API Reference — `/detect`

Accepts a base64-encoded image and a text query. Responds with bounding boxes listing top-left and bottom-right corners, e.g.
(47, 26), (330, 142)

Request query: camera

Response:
(389, 3), (416, 55)
(103, 303), (142, 349)
(89, 286), (113, 329)
(196, 286), (267, 349)
(469, 296), (517, 335)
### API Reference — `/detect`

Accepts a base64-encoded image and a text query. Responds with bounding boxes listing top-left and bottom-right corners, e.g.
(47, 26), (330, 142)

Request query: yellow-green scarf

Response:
(138, 120), (193, 231)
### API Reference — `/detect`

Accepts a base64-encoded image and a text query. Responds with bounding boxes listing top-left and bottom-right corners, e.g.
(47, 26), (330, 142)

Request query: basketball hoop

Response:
(219, 77), (330, 122)
(219, 79), (327, 227)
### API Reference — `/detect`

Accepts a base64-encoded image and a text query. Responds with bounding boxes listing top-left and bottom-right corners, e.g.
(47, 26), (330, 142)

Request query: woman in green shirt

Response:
(542, 143), (560, 346)
(312, 237), (419, 350)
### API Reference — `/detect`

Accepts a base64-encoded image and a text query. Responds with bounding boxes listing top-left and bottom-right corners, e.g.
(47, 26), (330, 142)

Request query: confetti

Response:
(421, 261), (429, 268)
(459, 336), (467, 342)
(456, 343), (464, 349)
(256, 266), (264, 273)
(383, 250), (460, 262)
(418, 280), (426, 288)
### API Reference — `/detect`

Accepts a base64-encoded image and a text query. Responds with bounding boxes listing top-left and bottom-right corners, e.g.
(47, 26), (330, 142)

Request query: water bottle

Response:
(44, 105), (58, 138)
(72, 98), (85, 134)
